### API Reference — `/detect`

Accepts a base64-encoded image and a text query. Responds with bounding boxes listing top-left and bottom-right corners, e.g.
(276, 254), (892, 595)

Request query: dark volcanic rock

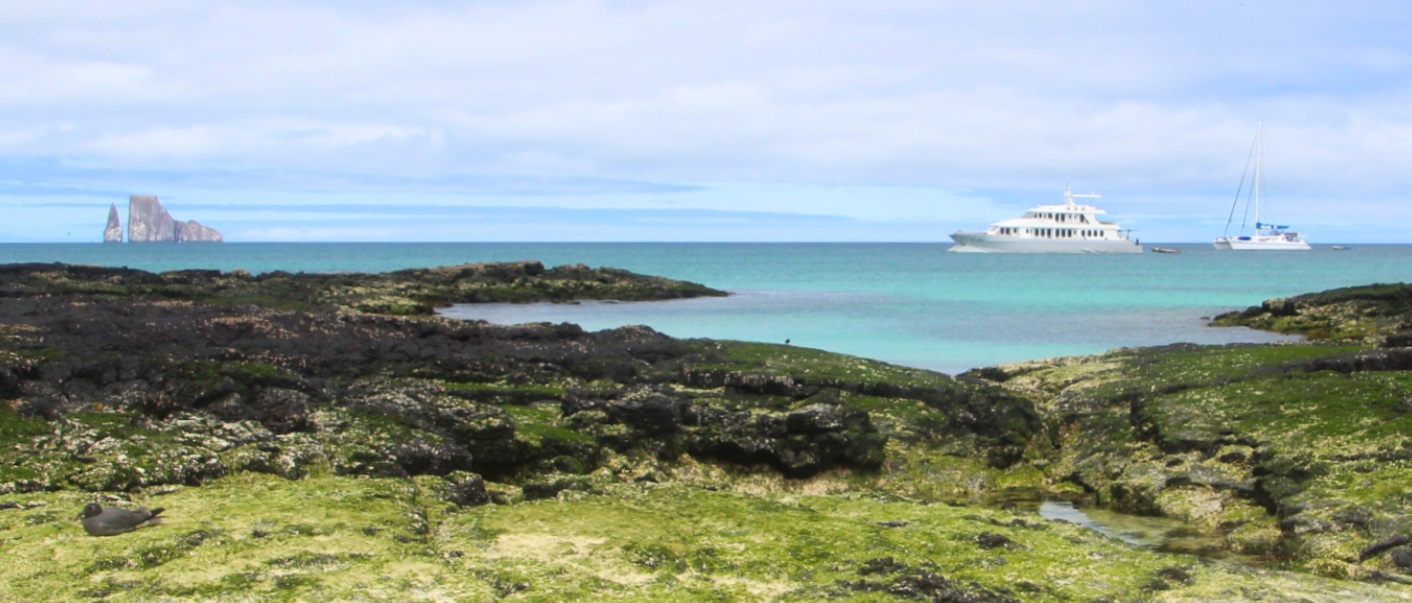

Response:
(521, 478), (591, 501)
(1361, 535), (1412, 562)
(0, 262), (722, 316)
(444, 473), (490, 507)
(1212, 282), (1412, 340)
(685, 401), (885, 478)
(604, 387), (688, 435)
(0, 262), (1031, 496)
(839, 557), (1021, 603)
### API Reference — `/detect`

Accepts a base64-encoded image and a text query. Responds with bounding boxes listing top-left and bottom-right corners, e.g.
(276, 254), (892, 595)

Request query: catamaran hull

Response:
(1213, 237), (1311, 251)
(1215, 124), (1311, 251)
(949, 231), (1142, 253)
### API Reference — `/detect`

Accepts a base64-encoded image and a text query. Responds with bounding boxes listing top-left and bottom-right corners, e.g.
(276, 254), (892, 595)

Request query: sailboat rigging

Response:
(1213, 122), (1310, 250)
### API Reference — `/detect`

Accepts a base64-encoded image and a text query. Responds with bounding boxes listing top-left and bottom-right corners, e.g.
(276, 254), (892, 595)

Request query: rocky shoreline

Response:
(3, 264), (1412, 601)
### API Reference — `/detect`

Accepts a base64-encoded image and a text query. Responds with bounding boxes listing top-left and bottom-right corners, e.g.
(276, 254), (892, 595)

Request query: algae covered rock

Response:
(1212, 282), (1412, 342)
(995, 341), (1412, 583)
(0, 261), (726, 316)
(0, 264), (1027, 494)
(7, 264), (1412, 600)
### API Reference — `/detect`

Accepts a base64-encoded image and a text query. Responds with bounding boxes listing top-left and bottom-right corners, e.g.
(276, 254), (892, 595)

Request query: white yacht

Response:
(948, 187), (1142, 253)
(1214, 122), (1310, 251)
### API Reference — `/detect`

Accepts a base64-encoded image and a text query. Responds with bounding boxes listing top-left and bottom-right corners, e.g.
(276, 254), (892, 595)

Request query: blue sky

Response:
(2, 1), (1411, 243)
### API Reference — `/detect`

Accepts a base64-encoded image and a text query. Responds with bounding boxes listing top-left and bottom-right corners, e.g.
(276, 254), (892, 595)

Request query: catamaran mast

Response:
(1253, 120), (1263, 227)
(1223, 123), (1261, 237)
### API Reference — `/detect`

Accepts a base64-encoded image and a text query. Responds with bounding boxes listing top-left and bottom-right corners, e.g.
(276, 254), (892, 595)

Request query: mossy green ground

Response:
(6, 472), (1407, 602)
(996, 342), (1412, 581)
(7, 266), (1412, 600)
(6, 338), (1412, 600)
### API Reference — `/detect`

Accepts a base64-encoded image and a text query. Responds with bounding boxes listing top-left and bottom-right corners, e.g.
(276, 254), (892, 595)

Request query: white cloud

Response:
(2, 1), (1412, 241)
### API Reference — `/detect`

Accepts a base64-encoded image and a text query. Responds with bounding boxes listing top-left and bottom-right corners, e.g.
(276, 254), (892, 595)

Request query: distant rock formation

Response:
(126, 195), (177, 242)
(176, 220), (223, 242)
(103, 204), (123, 243)
(124, 195), (223, 243)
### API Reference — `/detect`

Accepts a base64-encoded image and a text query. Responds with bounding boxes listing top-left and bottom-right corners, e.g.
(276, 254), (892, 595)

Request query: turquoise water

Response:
(4, 243), (1408, 374)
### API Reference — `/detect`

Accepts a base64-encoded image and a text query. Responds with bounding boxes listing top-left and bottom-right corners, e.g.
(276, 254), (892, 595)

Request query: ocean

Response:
(3, 242), (1407, 375)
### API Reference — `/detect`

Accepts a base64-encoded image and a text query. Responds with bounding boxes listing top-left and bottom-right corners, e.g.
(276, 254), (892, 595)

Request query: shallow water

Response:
(8, 242), (1412, 374)
(1036, 500), (1226, 555)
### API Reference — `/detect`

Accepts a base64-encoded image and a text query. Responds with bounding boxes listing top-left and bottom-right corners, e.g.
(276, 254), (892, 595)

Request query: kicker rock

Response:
(177, 220), (224, 243)
(103, 204), (123, 243)
(127, 195), (178, 242)
(125, 194), (223, 243)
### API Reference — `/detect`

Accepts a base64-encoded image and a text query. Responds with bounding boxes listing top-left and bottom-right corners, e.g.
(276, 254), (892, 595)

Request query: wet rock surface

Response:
(5, 264), (1412, 600)
(0, 263), (1028, 496)
(1212, 282), (1412, 343)
(837, 557), (1022, 603)
(0, 296), (891, 489)
(975, 314), (1412, 581)
(0, 260), (727, 316)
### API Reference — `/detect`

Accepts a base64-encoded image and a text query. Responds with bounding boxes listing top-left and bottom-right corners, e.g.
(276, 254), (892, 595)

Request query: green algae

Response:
(0, 262), (728, 316)
(998, 341), (1412, 580)
(3, 340), (1404, 598)
(684, 340), (958, 389)
(437, 481), (1406, 602)
(1212, 283), (1412, 340)
(1001, 344), (1364, 404)
(4, 450), (1412, 601)
(501, 402), (595, 447)
(9, 266), (1412, 598)
(0, 473), (491, 601)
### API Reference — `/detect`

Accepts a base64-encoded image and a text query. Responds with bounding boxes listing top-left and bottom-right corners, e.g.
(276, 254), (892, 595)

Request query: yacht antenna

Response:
(1064, 184), (1100, 209)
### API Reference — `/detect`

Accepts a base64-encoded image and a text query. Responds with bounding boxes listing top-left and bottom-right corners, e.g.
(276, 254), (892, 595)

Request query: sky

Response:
(2, 1), (1411, 243)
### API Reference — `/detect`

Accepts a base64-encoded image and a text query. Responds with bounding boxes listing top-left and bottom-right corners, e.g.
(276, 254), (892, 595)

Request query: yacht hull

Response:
(949, 231), (1143, 253)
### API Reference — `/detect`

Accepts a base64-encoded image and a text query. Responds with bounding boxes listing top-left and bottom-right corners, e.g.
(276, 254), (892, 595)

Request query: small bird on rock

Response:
(78, 503), (165, 536)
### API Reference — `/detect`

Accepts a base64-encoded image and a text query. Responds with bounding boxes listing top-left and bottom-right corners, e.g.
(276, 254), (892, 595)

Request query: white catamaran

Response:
(948, 186), (1142, 253)
(1214, 122), (1310, 251)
